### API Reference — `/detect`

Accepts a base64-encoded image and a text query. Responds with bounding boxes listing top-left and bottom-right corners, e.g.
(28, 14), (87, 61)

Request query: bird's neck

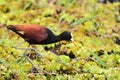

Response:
(52, 35), (62, 42)
(40, 29), (63, 44)
(41, 35), (62, 44)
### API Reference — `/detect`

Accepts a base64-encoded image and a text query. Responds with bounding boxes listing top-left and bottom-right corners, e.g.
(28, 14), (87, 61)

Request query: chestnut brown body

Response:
(7, 25), (72, 44)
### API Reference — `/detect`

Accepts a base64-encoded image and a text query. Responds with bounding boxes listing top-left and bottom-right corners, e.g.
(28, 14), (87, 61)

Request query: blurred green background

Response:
(0, 0), (120, 80)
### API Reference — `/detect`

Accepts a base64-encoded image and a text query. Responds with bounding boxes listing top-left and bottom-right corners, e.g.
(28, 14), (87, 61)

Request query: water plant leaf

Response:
(70, 16), (93, 26)
(91, 52), (106, 67)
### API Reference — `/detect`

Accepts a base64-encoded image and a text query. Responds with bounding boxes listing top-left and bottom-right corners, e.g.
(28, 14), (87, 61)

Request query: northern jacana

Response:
(7, 24), (73, 73)
(7, 25), (72, 44)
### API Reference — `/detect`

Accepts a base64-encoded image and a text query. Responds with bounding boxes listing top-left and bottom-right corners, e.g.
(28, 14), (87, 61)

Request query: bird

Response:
(7, 24), (72, 44)
(7, 24), (73, 74)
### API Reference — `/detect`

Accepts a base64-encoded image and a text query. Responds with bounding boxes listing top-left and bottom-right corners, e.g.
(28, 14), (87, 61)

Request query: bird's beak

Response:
(71, 38), (77, 47)
(71, 38), (74, 41)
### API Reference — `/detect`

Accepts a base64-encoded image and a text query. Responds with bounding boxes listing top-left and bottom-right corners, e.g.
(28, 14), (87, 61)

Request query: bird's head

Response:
(59, 31), (77, 46)
(59, 31), (73, 41)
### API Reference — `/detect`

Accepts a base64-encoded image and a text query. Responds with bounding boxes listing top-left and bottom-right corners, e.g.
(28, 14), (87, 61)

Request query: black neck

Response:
(46, 35), (62, 44)
(40, 29), (62, 44)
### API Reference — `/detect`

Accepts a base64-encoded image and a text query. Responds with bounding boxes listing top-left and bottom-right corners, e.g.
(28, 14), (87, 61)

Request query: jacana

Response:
(7, 24), (72, 44)
(7, 24), (73, 73)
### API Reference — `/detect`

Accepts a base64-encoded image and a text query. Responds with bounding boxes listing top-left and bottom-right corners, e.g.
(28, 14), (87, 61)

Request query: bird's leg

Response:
(23, 44), (41, 74)
(24, 45), (53, 75)
(30, 47), (50, 64)
(14, 41), (50, 63)
(14, 41), (26, 63)
(14, 41), (51, 73)
(13, 41), (40, 73)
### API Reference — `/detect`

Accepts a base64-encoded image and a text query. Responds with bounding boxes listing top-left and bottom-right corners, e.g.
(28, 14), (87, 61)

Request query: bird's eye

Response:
(18, 31), (24, 35)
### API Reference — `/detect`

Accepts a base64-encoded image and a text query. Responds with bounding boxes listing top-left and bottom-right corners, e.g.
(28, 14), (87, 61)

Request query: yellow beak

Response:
(71, 38), (77, 47)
